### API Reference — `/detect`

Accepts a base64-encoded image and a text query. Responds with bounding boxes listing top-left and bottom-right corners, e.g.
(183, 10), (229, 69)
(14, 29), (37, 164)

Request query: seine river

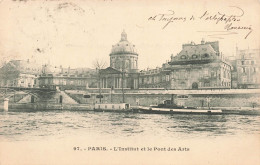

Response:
(0, 110), (259, 141)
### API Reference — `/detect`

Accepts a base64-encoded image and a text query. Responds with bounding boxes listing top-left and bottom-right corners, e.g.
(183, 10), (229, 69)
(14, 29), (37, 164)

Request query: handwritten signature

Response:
(148, 6), (253, 39)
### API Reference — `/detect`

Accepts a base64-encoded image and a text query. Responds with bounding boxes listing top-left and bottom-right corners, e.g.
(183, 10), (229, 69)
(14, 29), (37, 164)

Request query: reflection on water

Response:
(0, 110), (259, 141)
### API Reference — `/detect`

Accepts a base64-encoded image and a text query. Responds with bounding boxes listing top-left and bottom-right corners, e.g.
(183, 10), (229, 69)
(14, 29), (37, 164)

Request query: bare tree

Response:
(92, 58), (107, 71)
(92, 59), (107, 103)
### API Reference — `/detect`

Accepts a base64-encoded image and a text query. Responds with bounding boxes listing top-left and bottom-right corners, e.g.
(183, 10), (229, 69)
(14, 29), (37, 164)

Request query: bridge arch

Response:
(192, 82), (198, 89)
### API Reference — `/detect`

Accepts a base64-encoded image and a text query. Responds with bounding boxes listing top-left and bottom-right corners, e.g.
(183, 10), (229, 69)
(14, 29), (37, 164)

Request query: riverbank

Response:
(0, 103), (259, 115)
(2, 103), (93, 111)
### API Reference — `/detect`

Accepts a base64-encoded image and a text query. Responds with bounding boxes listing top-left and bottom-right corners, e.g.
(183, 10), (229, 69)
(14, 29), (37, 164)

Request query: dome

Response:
(110, 30), (138, 55)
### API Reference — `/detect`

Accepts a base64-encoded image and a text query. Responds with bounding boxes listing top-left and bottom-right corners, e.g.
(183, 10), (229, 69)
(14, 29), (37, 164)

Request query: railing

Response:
(0, 86), (56, 91)
(67, 88), (260, 95)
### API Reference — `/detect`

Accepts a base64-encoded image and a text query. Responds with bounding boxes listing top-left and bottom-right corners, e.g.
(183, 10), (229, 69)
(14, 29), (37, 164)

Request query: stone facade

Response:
(66, 89), (260, 108)
(38, 64), (97, 90)
(0, 59), (41, 87)
(99, 31), (139, 89)
(168, 40), (232, 89)
(110, 30), (138, 72)
(138, 63), (171, 89)
(100, 36), (233, 90)
(235, 48), (260, 88)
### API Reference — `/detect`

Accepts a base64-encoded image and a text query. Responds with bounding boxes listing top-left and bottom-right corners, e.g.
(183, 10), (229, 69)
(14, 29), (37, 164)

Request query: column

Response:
(119, 77), (121, 88)
(3, 98), (9, 111)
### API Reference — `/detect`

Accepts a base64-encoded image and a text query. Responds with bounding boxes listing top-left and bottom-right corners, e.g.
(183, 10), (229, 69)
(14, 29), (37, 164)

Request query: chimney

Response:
(201, 38), (205, 44)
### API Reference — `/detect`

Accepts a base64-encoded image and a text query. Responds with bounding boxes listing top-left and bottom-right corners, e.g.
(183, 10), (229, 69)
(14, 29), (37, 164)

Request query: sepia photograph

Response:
(0, 0), (260, 164)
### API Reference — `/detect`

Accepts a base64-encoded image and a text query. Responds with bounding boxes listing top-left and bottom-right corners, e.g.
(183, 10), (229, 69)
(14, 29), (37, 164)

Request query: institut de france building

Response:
(99, 31), (232, 90)
(99, 30), (139, 89)
(0, 31), (236, 90)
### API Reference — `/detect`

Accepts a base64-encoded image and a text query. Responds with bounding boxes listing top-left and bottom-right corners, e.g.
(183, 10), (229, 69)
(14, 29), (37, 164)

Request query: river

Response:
(1, 110), (259, 141)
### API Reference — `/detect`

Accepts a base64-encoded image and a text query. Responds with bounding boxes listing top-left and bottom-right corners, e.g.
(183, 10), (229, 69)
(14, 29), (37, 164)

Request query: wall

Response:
(66, 91), (260, 108)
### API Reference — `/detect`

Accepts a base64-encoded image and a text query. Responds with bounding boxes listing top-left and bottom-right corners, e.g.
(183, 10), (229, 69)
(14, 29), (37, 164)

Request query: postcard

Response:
(0, 0), (259, 164)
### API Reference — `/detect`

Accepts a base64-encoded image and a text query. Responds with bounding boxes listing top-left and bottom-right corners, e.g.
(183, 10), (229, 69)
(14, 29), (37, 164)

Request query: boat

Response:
(94, 103), (133, 112)
(137, 100), (222, 114)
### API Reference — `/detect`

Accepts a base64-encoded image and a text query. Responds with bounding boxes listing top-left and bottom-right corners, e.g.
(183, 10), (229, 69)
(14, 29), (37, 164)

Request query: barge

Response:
(137, 100), (222, 114)
(94, 103), (133, 112)
(138, 106), (222, 114)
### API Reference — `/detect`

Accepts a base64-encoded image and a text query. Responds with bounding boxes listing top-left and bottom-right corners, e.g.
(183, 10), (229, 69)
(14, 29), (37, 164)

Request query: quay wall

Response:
(66, 89), (260, 108)
(8, 103), (93, 111)
(1, 89), (260, 109)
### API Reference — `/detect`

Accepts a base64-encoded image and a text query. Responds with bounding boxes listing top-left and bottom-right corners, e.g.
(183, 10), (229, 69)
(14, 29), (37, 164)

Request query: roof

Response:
(0, 60), (42, 75)
(100, 67), (122, 74)
(110, 31), (138, 56)
(170, 41), (220, 65)
(179, 44), (216, 57)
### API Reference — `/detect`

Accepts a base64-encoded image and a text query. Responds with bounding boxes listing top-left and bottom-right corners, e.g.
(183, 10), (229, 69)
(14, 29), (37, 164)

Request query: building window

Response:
(202, 53), (209, 58)
(242, 76), (247, 83)
(180, 55), (187, 59)
(204, 82), (210, 87)
(203, 69), (209, 76)
(242, 67), (245, 73)
(211, 71), (216, 77)
(166, 74), (170, 81)
(251, 61), (254, 65)
(192, 54), (198, 59)
(241, 61), (244, 65)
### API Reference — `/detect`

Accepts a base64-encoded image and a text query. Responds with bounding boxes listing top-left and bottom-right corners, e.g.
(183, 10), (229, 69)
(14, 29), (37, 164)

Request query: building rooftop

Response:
(110, 30), (138, 56)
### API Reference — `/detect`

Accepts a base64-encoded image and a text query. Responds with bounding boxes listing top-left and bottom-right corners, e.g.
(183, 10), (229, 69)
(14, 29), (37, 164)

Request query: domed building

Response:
(110, 30), (138, 72)
(99, 31), (139, 92)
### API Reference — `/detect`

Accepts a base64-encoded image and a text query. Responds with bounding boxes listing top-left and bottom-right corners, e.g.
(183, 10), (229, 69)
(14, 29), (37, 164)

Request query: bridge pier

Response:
(3, 98), (9, 111)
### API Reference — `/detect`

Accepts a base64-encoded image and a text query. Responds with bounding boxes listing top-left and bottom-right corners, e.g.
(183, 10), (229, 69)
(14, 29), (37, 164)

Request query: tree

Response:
(92, 59), (107, 103)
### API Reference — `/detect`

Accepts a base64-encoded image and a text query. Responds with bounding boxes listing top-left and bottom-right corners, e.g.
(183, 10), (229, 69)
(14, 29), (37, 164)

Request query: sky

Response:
(0, 0), (259, 70)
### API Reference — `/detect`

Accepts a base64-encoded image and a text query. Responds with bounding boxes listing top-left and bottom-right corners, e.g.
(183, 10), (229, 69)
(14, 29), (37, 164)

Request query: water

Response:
(0, 110), (259, 141)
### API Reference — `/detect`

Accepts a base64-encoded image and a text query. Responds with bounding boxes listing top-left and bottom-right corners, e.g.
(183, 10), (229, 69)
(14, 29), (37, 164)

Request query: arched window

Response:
(192, 82), (198, 89)
(180, 81), (186, 88)
(192, 54), (198, 59)
(125, 60), (129, 69)
(180, 55), (187, 59)
(202, 53), (209, 58)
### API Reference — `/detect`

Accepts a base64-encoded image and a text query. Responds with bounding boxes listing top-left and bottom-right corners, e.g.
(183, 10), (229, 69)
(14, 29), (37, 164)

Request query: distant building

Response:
(138, 63), (171, 89)
(228, 57), (238, 89)
(38, 64), (97, 90)
(0, 59), (41, 87)
(99, 30), (139, 89)
(168, 40), (232, 89)
(235, 48), (260, 88)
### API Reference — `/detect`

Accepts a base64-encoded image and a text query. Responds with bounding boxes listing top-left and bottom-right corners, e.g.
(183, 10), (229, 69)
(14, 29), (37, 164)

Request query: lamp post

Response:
(206, 96), (210, 109)
(97, 68), (102, 103)
(121, 71), (125, 103)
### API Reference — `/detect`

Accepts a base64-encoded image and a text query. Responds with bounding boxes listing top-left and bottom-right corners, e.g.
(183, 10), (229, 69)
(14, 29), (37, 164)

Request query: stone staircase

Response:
(17, 91), (79, 104)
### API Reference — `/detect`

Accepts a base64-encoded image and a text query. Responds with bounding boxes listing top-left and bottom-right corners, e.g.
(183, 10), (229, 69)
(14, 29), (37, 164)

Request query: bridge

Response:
(0, 86), (57, 103)
(0, 86), (79, 106)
